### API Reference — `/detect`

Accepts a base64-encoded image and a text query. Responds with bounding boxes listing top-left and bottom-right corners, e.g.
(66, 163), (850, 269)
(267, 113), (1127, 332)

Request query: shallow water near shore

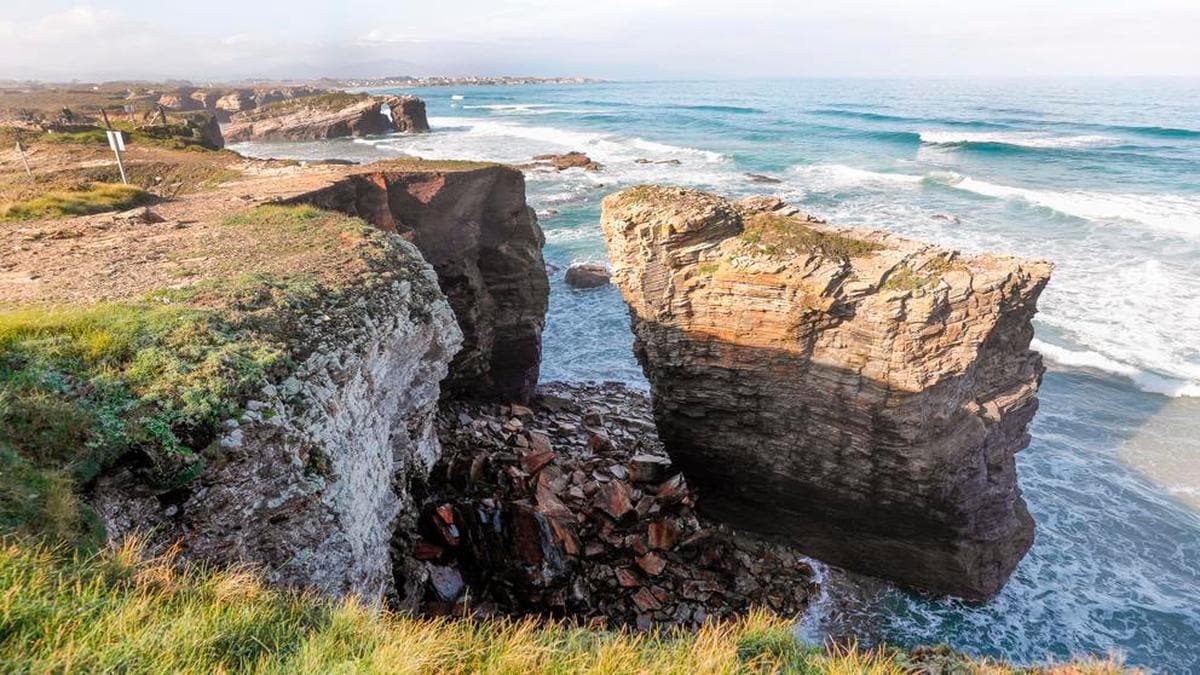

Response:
(232, 78), (1200, 672)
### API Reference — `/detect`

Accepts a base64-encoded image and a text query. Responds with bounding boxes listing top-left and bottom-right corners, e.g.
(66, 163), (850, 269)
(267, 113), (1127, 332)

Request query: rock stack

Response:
(600, 186), (1052, 600)
(412, 382), (818, 629)
(388, 95), (431, 133)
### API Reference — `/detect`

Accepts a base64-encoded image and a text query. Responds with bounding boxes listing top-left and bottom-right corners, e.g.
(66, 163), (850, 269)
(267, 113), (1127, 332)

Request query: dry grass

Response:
(0, 539), (1140, 674)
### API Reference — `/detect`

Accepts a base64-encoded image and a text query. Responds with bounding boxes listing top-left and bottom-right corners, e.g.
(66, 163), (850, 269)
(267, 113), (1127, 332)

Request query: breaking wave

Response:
(1032, 339), (1200, 398)
(927, 173), (1200, 238)
(919, 130), (1119, 149)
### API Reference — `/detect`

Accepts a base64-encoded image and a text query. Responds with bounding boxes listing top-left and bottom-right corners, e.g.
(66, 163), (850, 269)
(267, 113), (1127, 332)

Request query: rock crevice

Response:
(600, 186), (1051, 600)
(287, 164), (550, 403)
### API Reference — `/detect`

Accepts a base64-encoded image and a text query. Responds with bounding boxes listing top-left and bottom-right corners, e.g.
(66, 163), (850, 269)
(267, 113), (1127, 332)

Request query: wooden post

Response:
(16, 141), (32, 179)
(99, 109), (129, 185)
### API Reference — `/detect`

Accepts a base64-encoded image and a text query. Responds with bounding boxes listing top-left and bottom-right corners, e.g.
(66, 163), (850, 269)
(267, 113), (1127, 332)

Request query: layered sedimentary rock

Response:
(388, 95), (431, 133)
(287, 163), (549, 402)
(600, 186), (1052, 600)
(223, 96), (393, 142)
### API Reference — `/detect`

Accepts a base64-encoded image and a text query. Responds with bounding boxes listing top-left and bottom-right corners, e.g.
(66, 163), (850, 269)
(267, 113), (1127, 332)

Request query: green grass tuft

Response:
(740, 213), (883, 260)
(0, 183), (152, 221)
(259, 92), (369, 113)
(0, 302), (289, 545)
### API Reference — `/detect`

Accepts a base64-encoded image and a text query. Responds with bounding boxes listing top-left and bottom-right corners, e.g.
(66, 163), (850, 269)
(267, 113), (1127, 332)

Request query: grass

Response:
(0, 302), (289, 545)
(0, 540), (1137, 674)
(36, 119), (221, 151)
(740, 213), (883, 260)
(881, 258), (964, 292)
(259, 92), (368, 113)
(0, 182), (152, 221)
(0, 205), (443, 548)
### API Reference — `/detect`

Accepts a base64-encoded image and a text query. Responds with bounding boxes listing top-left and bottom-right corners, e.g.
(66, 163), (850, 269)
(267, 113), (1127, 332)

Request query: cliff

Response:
(1, 201), (463, 600)
(285, 161), (549, 402)
(0, 154), (549, 601)
(600, 187), (1051, 600)
(223, 93), (395, 143)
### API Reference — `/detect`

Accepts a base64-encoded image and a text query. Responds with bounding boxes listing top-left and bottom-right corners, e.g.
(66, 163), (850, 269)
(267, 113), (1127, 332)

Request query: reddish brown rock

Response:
(595, 480), (634, 520)
(647, 520), (679, 550)
(601, 186), (1052, 600)
(529, 151), (603, 172)
(286, 164), (549, 402)
(423, 381), (817, 629)
(636, 552), (666, 576)
(388, 95), (431, 132)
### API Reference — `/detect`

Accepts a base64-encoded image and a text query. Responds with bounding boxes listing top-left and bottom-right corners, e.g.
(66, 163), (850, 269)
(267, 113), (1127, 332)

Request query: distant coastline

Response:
(0, 75), (604, 91)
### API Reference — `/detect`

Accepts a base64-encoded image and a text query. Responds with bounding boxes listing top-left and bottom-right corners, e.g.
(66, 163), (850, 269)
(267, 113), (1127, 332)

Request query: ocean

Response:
(232, 78), (1200, 672)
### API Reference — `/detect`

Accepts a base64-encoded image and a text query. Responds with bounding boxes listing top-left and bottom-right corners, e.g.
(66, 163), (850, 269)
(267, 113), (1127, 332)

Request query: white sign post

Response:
(15, 141), (32, 179)
(105, 129), (128, 185)
(99, 109), (129, 185)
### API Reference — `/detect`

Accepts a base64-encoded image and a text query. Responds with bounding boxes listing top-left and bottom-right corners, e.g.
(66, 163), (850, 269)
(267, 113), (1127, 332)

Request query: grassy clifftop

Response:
(0, 205), (440, 549)
(0, 541), (1133, 674)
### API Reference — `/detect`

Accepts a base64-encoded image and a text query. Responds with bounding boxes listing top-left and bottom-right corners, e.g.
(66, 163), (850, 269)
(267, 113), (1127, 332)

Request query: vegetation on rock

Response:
(739, 213), (883, 260)
(259, 91), (368, 113)
(0, 205), (439, 548)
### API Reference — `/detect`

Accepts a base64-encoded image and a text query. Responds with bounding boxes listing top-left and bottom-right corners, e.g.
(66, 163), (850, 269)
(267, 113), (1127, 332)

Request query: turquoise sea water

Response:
(233, 79), (1200, 672)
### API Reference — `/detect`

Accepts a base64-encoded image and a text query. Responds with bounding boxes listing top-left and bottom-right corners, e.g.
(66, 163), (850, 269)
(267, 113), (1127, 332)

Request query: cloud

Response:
(0, 0), (1196, 81)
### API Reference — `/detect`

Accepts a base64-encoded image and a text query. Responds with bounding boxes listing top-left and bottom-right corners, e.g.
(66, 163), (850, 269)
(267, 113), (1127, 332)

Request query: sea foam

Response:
(1032, 339), (1200, 398)
(929, 173), (1200, 238)
(919, 130), (1119, 149)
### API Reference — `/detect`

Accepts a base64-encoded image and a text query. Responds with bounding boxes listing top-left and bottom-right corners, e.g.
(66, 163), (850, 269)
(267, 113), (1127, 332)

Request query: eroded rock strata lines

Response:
(600, 186), (1051, 600)
(287, 163), (550, 403)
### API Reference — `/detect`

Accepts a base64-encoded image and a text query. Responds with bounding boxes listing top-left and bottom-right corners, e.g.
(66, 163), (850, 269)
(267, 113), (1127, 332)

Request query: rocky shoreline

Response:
(1, 114), (1050, 634)
(411, 381), (818, 629)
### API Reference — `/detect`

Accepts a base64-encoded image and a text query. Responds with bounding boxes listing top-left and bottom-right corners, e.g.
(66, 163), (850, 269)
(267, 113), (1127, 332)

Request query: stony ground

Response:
(414, 381), (820, 630)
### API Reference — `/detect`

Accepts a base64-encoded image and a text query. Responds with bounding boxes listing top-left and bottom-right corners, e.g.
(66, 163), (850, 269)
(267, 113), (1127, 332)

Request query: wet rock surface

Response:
(526, 151), (604, 172)
(408, 381), (818, 629)
(564, 262), (612, 288)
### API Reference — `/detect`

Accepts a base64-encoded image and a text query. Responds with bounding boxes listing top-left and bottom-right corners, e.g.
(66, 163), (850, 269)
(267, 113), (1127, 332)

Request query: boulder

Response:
(564, 262), (612, 288)
(531, 152), (603, 172)
(388, 95), (431, 133)
(285, 164), (549, 403)
(223, 95), (394, 143)
(600, 186), (1052, 600)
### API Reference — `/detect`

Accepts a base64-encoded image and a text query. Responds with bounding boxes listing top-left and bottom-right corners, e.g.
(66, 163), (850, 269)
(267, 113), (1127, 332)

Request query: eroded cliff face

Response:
(223, 97), (394, 143)
(288, 164), (549, 403)
(600, 187), (1051, 600)
(94, 238), (462, 602)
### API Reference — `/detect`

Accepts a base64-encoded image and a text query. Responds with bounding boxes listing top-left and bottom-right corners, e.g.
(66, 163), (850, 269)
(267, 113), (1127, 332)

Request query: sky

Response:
(1, 0), (1198, 81)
